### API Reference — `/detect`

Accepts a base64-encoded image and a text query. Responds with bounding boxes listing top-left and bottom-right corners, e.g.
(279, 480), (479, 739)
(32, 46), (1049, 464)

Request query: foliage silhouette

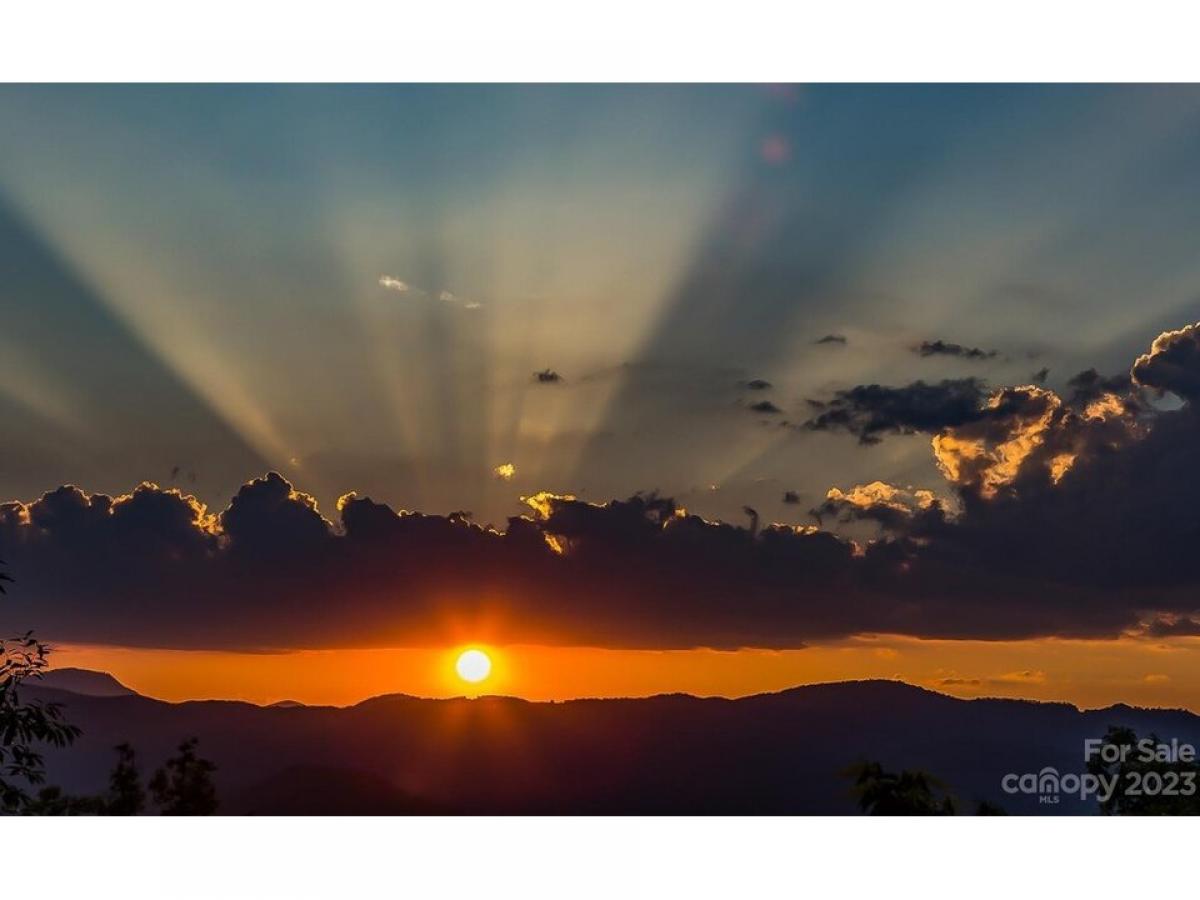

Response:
(103, 742), (146, 815)
(0, 560), (81, 814)
(21, 784), (101, 815)
(844, 760), (957, 815)
(1085, 725), (1200, 815)
(149, 738), (218, 815)
(22, 740), (209, 815)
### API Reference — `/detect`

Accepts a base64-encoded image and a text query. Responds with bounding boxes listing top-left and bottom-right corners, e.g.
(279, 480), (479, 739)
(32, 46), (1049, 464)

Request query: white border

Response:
(2, 0), (1199, 82)
(5, 4), (1198, 895)
(10, 817), (1193, 897)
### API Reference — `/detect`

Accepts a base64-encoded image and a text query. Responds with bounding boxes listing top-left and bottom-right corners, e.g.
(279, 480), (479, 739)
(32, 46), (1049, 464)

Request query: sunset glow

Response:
(44, 634), (1200, 711)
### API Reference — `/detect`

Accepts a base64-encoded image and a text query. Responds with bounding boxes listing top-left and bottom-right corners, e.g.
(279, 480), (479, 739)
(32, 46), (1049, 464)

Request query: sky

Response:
(4, 85), (1200, 707)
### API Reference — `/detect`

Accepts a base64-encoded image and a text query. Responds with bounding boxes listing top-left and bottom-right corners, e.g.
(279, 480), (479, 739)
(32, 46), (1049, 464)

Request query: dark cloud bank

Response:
(3, 324), (1200, 651)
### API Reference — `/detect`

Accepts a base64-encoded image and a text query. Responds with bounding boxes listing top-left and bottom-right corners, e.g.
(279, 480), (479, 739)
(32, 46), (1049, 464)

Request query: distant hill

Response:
(37, 667), (137, 697)
(23, 679), (1200, 814)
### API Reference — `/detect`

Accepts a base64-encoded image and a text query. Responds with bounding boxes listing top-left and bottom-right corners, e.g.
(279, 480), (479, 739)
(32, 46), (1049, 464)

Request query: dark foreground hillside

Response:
(27, 679), (1200, 814)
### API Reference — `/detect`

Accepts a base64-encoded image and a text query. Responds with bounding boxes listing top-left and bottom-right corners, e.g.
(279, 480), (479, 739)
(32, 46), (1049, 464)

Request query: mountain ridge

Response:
(23, 676), (1200, 814)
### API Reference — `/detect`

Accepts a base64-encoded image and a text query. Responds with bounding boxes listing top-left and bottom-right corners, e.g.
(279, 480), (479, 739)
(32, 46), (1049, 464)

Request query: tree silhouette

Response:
(1086, 725), (1200, 815)
(1, 560), (81, 814)
(149, 738), (218, 815)
(844, 760), (957, 815)
(103, 743), (146, 815)
(20, 784), (101, 815)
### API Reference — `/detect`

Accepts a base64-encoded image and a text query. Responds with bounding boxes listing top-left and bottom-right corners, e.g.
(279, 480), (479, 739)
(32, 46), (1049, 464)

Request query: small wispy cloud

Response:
(378, 275), (410, 292)
(438, 290), (483, 309)
(378, 276), (482, 310)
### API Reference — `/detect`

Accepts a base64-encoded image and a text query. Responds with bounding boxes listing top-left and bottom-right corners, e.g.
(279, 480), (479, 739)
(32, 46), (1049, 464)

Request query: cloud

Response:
(222, 471), (330, 554)
(1140, 616), (1200, 638)
(741, 379), (772, 390)
(0, 473), (987, 649)
(749, 400), (782, 414)
(937, 676), (982, 687)
(804, 378), (987, 444)
(493, 463), (516, 480)
(916, 339), (997, 360)
(1065, 368), (1134, 407)
(438, 290), (482, 310)
(1131, 321), (1200, 401)
(5, 324), (1200, 652)
(781, 490), (802, 505)
(814, 334), (847, 346)
(534, 369), (563, 384)
(378, 275), (410, 292)
(939, 670), (1046, 687)
(794, 323), (1200, 630)
(810, 481), (939, 531)
(377, 276), (481, 310)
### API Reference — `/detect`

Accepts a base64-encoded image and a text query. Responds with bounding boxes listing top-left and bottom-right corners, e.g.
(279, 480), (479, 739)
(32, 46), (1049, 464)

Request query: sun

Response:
(455, 648), (492, 684)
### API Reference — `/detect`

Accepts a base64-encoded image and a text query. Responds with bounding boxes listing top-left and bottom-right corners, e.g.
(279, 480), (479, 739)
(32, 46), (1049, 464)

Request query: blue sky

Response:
(3, 84), (1200, 524)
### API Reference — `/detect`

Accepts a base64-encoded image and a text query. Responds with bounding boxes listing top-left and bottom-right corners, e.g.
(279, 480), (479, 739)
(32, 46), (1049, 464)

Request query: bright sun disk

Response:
(455, 649), (492, 684)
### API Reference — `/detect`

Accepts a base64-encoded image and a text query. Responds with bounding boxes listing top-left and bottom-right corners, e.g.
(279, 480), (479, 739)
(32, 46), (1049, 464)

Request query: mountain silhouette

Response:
(37, 667), (137, 697)
(25, 679), (1200, 814)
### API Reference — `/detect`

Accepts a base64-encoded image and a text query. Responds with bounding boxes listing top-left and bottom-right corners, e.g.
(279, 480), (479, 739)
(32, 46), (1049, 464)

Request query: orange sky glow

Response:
(51, 634), (1200, 711)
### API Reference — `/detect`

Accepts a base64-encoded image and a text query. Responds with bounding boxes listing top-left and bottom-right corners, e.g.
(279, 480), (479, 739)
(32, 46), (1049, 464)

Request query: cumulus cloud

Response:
(929, 385), (1065, 497)
(1066, 368), (1135, 408)
(1131, 321), (1200, 401)
(4, 324), (1200, 652)
(916, 339), (997, 360)
(796, 323), (1200, 625)
(810, 481), (940, 531)
(0, 479), (873, 649)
